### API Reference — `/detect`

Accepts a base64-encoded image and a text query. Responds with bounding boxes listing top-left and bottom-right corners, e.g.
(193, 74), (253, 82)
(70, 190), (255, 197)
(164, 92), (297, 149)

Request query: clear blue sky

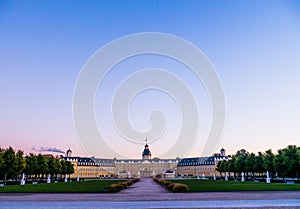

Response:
(1, 0), (300, 158)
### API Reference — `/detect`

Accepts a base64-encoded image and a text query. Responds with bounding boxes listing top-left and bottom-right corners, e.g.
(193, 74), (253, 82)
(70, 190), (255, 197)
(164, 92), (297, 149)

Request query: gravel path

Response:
(0, 178), (299, 204)
(119, 177), (170, 195)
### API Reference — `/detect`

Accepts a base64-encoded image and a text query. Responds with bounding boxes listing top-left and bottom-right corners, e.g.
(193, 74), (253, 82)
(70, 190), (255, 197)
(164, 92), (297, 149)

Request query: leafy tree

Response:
(55, 158), (62, 179)
(216, 160), (225, 178)
(48, 155), (58, 178)
(60, 160), (67, 178)
(235, 151), (248, 179)
(263, 149), (275, 179)
(65, 161), (74, 177)
(0, 146), (75, 182)
(297, 148), (300, 180)
(223, 160), (229, 176)
(3, 147), (16, 181)
(25, 153), (38, 179)
(228, 156), (237, 179)
(36, 154), (49, 180)
(245, 153), (256, 179)
(236, 149), (249, 156)
(274, 149), (289, 181)
(15, 150), (26, 180)
(283, 145), (300, 180)
(0, 148), (4, 178)
(254, 152), (265, 176)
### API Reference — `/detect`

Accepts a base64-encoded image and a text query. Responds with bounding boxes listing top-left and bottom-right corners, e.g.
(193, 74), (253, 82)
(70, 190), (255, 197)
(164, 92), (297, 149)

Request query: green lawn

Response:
(0, 180), (126, 193)
(169, 179), (300, 192)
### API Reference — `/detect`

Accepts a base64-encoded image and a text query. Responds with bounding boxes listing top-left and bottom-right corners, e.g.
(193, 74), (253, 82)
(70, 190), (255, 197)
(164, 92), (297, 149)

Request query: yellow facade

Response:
(115, 159), (178, 178)
(64, 145), (227, 179)
(177, 156), (228, 177)
(65, 157), (115, 179)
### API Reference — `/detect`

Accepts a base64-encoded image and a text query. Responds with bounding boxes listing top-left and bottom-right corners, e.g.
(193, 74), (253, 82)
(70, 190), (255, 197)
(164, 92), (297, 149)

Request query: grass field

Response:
(168, 179), (300, 192)
(0, 180), (126, 193)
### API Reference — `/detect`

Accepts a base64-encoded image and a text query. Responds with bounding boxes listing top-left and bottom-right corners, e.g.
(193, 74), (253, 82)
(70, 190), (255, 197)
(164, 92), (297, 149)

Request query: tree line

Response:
(216, 145), (300, 181)
(0, 146), (74, 182)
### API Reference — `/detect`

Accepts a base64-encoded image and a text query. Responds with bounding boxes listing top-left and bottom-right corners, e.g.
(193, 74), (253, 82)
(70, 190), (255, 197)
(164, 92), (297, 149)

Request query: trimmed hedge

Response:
(168, 183), (188, 192)
(152, 177), (188, 193)
(104, 178), (139, 193)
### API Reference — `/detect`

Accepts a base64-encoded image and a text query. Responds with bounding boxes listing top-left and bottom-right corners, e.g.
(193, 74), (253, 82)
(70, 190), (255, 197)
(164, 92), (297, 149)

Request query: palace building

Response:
(64, 141), (227, 179)
(177, 148), (229, 178)
(114, 142), (178, 178)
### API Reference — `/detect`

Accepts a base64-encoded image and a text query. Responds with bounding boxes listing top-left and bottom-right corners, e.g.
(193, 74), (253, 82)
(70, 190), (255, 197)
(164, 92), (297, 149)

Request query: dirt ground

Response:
(0, 178), (299, 203)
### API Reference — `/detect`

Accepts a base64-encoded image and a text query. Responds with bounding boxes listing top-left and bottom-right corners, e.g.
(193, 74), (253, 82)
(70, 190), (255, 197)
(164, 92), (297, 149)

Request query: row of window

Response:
(78, 162), (115, 166)
(178, 166), (215, 171)
(116, 161), (177, 164)
(178, 161), (215, 166)
(76, 173), (100, 177)
(78, 167), (114, 172)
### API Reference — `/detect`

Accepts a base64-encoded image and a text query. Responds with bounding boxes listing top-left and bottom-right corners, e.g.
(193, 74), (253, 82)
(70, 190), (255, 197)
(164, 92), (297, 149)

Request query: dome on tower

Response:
(220, 148), (226, 157)
(66, 148), (72, 157)
(142, 142), (151, 160)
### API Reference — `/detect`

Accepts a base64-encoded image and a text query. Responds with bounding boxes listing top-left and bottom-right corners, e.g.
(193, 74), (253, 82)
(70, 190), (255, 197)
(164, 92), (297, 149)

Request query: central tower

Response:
(142, 138), (151, 160)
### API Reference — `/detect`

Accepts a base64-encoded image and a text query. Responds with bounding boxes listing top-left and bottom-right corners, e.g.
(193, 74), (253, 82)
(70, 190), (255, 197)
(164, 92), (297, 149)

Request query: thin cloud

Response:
(32, 146), (65, 154)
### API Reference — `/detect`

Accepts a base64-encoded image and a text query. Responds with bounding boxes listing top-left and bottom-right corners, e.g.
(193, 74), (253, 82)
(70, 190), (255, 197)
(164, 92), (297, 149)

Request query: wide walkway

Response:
(0, 178), (300, 208)
(119, 177), (169, 195)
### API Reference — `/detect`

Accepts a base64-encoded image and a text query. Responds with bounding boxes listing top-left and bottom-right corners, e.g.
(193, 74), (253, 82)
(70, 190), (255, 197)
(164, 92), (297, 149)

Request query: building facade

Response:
(114, 143), (178, 178)
(64, 142), (227, 179)
(177, 149), (229, 178)
(65, 156), (116, 179)
(65, 142), (178, 179)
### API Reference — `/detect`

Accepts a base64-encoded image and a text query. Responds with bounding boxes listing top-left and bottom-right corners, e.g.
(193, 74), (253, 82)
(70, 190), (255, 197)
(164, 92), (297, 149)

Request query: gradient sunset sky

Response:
(1, 0), (300, 158)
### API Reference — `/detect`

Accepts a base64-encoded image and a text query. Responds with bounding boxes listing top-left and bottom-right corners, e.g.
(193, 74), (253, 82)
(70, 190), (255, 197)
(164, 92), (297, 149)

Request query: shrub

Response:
(127, 180), (133, 186)
(132, 178), (140, 183)
(117, 183), (125, 190)
(120, 182), (128, 188)
(171, 183), (189, 193)
(152, 177), (160, 183)
(104, 178), (139, 193)
(167, 183), (176, 191)
(104, 184), (120, 193)
(152, 177), (189, 193)
(161, 180), (171, 187)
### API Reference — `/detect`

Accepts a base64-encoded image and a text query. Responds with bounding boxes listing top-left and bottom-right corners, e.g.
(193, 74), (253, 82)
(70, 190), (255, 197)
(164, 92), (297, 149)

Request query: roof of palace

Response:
(64, 157), (115, 167)
(177, 156), (228, 166)
(114, 158), (178, 164)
